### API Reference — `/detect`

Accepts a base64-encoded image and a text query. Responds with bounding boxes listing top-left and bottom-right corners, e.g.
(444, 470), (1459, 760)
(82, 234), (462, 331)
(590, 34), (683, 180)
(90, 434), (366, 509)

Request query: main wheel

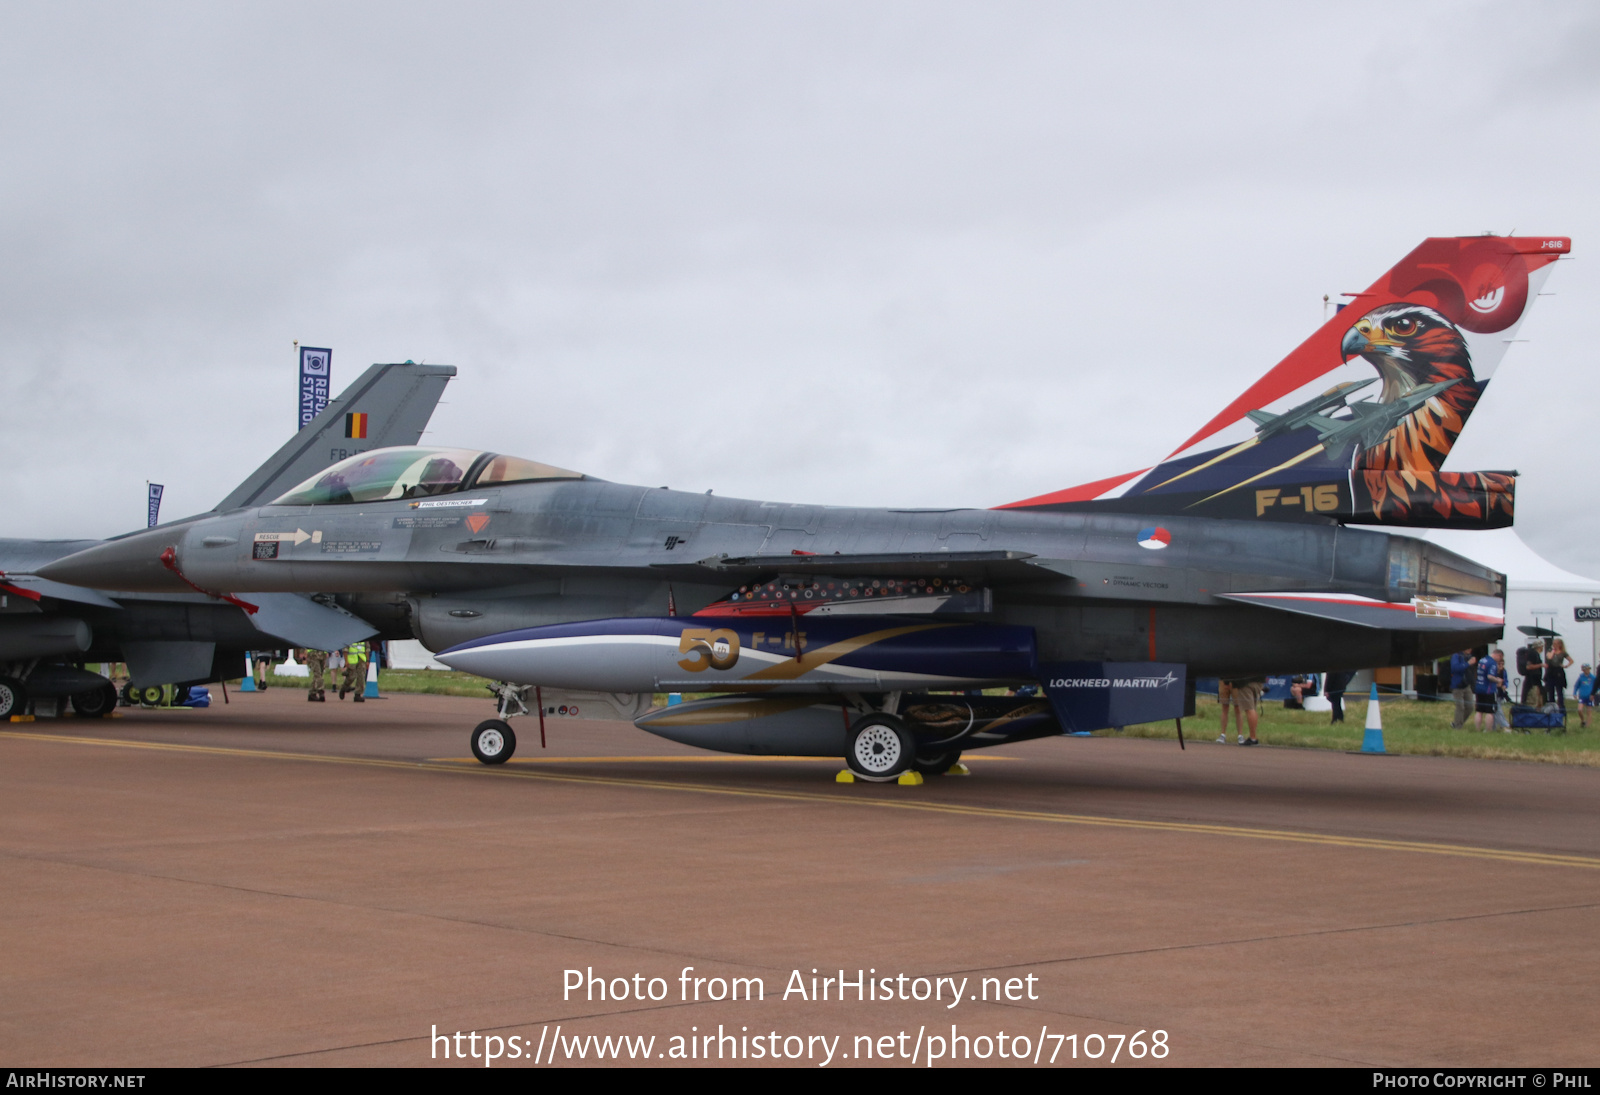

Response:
(71, 683), (119, 718)
(846, 715), (914, 780)
(471, 719), (516, 765)
(0, 677), (27, 719)
(912, 748), (962, 776)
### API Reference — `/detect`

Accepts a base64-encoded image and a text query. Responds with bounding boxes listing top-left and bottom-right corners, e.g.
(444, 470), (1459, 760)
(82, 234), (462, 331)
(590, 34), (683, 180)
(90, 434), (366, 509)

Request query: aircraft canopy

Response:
(270, 446), (583, 506)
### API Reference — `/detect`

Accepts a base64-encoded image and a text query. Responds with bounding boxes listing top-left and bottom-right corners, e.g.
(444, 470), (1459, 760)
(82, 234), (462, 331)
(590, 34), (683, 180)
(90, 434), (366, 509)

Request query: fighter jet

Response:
(36, 235), (1566, 780)
(1244, 379), (1376, 441)
(1302, 379), (1463, 455)
(0, 362), (454, 718)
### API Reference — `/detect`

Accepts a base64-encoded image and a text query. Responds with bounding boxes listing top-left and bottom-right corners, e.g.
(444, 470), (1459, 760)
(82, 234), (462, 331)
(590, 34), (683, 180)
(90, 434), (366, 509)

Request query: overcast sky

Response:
(4, 2), (1598, 574)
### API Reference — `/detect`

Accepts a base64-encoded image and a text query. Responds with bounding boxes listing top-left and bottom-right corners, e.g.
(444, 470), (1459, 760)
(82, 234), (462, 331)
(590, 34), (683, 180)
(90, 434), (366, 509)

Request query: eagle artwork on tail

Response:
(1339, 302), (1514, 524)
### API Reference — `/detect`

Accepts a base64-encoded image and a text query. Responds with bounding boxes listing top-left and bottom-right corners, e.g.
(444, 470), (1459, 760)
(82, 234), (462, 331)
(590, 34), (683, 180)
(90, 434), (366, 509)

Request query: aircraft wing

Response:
(1220, 591), (1503, 631)
(237, 593), (378, 651)
(215, 362), (457, 511)
(656, 550), (1061, 585)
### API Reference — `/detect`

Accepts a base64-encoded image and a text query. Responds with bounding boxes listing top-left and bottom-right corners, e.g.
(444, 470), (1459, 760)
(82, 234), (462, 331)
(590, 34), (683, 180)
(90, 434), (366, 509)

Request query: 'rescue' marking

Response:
(1, 730), (1596, 871)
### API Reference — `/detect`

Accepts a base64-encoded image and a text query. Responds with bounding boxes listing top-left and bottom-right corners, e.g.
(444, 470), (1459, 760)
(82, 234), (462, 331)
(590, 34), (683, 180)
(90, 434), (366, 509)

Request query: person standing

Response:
(1230, 676), (1264, 745)
(304, 648), (328, 702)
(251, 650), (271, 691)
(1475, 649), (1506, 732)
(1576, 664), (1595, 729)
(1324, 670), (1354, 724)
(1545, 638), (1573, 713)
(339, 640), (369, 702)
(1215, 680), (1234, 744)
(1518, 640), (1545, 706)
(1448, 648), (1478, 729)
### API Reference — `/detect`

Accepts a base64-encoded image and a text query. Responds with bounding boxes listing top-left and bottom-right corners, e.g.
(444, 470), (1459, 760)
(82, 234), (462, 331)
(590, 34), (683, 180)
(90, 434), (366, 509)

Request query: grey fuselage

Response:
(36, 477), (1504, 678)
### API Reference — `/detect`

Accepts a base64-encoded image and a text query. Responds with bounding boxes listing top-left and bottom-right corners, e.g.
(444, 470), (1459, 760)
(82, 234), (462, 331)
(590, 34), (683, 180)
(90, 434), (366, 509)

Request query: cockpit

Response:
(270, 446), (585, 506)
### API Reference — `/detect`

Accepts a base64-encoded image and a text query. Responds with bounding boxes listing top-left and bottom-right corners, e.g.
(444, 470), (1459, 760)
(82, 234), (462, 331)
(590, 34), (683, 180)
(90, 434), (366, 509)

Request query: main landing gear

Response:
(843, 704), (965, 783)
(0, 677), (26, 720)
(846, 715), (915, 780)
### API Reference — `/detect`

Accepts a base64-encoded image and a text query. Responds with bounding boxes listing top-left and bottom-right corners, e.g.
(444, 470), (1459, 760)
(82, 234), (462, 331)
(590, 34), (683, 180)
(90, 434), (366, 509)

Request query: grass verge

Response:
(1115, 696), (1600, 767)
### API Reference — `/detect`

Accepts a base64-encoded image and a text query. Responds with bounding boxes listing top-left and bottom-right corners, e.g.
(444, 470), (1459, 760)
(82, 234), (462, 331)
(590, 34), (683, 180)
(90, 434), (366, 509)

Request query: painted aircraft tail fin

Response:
(214, 362), (457, 511)
(1001, 236), (1570, 529)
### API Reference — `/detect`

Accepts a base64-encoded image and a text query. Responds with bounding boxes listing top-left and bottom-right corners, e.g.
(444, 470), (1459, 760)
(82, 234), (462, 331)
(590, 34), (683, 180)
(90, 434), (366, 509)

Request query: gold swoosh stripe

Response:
(1188, 443), (1325, 508)
(739, 622), (957, 682)
(1145, 435), (1261, 492)
(2, 730), (1595, 871)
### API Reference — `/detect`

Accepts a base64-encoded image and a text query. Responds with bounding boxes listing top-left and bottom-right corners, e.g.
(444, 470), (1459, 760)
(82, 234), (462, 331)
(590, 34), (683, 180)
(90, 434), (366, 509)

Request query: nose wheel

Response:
(846, 715), (915, 781)
(471, 719), (516, 764)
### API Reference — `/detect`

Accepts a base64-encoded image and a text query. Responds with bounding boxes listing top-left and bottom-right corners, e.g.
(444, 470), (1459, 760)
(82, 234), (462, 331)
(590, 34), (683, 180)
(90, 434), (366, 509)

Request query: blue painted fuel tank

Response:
(437, 616), (1037, 693)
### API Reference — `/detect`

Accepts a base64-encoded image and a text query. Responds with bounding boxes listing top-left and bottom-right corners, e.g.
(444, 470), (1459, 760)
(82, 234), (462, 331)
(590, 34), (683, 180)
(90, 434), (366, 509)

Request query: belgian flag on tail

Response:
(344, 412), (368, 439)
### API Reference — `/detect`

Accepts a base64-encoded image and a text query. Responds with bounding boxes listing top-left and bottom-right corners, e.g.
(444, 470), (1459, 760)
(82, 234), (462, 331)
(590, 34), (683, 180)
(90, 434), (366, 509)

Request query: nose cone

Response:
(35, 528), (192, 592)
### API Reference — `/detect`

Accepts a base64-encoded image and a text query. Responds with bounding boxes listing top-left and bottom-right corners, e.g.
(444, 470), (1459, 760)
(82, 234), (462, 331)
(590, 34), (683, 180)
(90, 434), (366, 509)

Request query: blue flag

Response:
(147, 483), (164, 528)
(298, 346), (332, 429)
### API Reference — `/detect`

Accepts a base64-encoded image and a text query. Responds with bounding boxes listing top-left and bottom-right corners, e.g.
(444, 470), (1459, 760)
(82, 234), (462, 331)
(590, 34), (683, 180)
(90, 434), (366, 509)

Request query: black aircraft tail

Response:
(1000, 236), (1570, 529)
(214, 362), (457, 512)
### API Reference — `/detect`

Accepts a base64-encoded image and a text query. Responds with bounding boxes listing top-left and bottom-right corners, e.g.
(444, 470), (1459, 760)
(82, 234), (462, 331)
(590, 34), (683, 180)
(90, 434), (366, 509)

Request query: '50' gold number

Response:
(678, 628), (740, 672)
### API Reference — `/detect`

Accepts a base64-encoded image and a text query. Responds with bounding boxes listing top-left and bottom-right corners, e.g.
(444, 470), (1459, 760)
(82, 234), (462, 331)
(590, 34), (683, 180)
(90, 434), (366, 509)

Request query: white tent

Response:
(387, 639), (454, 671)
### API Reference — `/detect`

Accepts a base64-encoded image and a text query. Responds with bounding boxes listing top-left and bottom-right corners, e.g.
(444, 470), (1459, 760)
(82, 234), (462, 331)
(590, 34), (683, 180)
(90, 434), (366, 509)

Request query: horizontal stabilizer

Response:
(0, 574), (123, 609)
(240, 593), (377, 651)
(1221, 591), (1503, 631)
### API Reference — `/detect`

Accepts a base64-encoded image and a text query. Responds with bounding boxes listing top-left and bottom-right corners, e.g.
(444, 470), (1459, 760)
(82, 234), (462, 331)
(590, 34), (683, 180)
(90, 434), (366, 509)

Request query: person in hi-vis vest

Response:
(340, 641), (368, 703)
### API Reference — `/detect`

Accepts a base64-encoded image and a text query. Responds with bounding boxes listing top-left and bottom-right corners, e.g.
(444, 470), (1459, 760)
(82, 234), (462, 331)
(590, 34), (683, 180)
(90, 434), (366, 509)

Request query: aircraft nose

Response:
(35, 529), (192, 593)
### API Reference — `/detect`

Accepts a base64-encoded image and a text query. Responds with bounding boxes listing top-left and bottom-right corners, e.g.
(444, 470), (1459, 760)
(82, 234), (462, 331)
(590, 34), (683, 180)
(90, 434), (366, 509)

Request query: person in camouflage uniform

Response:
(303, 648), (328, 702)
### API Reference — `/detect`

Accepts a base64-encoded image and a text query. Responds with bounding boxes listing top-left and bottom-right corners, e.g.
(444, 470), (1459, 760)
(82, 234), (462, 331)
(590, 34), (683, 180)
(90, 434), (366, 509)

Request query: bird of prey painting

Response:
(1010, 235), (1562, 531)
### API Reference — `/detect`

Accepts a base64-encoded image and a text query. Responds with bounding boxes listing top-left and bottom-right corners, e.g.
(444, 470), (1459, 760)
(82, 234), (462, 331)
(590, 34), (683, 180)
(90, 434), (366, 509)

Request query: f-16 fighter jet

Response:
(37, 236), (1567, 780)
(1302, 379), (1463, 455)
(0, 362), (454, 717)
(1244, 379), (1376, 441)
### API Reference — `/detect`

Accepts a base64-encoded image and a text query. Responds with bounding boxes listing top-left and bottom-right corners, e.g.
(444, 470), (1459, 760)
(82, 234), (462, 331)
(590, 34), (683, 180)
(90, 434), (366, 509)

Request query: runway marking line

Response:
(5, 729), (1598, 871)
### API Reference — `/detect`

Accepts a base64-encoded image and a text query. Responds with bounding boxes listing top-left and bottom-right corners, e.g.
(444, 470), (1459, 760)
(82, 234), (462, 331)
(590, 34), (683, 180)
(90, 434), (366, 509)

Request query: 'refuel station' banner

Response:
(298, 346), (332, 429)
